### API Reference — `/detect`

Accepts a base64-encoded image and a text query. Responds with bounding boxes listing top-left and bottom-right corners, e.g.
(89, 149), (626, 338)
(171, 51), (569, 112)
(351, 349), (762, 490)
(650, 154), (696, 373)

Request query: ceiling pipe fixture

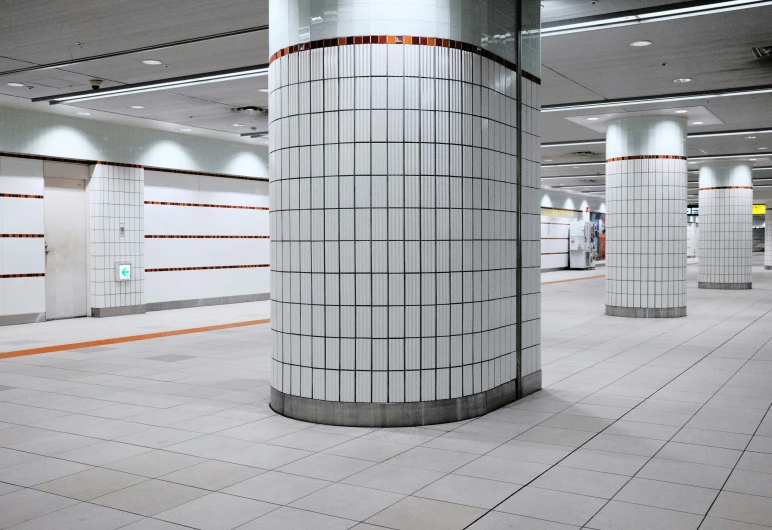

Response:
(32, 65), (269, 105)
(541, 0), (772, 36)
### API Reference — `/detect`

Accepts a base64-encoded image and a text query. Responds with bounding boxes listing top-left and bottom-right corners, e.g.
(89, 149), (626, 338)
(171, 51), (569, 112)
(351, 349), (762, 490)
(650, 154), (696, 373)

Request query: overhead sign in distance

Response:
(753, 204), (766, 215)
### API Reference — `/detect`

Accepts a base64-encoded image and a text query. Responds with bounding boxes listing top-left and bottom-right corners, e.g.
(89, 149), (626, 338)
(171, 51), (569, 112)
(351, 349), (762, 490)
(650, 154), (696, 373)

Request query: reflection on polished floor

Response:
(1, 261), (771, 530)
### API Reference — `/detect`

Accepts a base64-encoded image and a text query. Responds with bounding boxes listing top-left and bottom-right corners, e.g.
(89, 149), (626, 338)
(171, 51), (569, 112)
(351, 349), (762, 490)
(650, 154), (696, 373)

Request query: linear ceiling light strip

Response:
(542, 0), (772, 36)
(543, 129), (772, 148)
(0, 25), (269, 77)
(542, 85), (772, 113)
(32, 66), (268, 105)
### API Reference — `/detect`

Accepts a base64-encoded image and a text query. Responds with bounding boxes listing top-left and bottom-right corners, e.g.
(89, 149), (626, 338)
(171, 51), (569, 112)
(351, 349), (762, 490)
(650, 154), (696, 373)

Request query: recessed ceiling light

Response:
(142, 59), (163, 66)
(689, 161), (696, 164)
(586, 117), (600, 121)
(77, 112), (90, 116)
(673, 78), (692, 83)
(7, 82), (25, 87)
(258, 88), (269, 93)
(745, 136), (757, 139)
(630, 40), (653, 47)
(692, 121), (704, 125)
(232, 123), (244, 127)
(130, 105), (145, 109)
(180, 128), (191, 132)
(674, 110), (688, 114)
(573, 166), (581, 169)
(759, 147), (769, 150)
(544, 159), (552, 162)
(749, 159), (758, 161)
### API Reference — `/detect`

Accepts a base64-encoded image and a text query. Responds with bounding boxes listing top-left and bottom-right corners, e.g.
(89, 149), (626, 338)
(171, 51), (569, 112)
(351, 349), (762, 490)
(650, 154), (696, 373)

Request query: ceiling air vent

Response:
(752, 46), (772, 59)
(571, 151), (597, 156)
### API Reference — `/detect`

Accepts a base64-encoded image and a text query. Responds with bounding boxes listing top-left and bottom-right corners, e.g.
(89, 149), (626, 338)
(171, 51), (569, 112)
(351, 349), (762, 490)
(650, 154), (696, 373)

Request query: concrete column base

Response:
(605, 305), (687, 318)
(698, 282), (752, 290)
(270, 371), (542, 427)
(765, 266), (772, 270)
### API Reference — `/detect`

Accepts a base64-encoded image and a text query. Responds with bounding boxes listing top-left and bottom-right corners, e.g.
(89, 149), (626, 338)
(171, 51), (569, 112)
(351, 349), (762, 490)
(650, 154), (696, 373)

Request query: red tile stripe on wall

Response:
(145, 201), (269, 210)
(606, 155), (688, 162)
(145, 264), (270, 272)
(0, 273), (45, 279)
(0, 234), (44, 238)
(144, 235), (269, 239)
(269, 36), (541, 84)
(699, 186), (754, 191)
(0, 193), (44, 199)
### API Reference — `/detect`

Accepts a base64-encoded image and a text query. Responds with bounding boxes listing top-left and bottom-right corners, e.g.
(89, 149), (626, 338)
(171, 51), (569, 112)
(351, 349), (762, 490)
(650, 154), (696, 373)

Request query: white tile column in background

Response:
(605, 115), (688, 318)
(268, 0), (542, 426)
(698, 161), (753, 289)
(766, 202), (772, 270)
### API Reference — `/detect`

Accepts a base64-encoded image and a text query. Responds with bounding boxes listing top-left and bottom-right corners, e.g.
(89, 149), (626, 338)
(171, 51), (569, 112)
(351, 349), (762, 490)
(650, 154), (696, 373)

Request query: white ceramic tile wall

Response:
(144, 170), (270, 303)
(541, 216), (572, 270)
(269, 27), (541, 403)
(698, 162), (753, 286)
(0, 156), (45, 317)
(88, 164), (144, 311)
(605, 116), (688, 312)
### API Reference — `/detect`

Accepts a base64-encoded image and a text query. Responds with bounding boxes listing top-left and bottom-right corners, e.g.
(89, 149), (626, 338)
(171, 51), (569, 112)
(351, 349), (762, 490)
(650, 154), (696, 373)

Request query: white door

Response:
(44, 178), (87, 320)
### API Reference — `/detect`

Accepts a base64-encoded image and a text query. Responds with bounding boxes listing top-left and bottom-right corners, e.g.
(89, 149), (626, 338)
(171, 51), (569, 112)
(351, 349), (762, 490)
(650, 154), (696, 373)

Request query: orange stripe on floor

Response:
(542, 274), (605, 285)
(0, 319), (270, 360)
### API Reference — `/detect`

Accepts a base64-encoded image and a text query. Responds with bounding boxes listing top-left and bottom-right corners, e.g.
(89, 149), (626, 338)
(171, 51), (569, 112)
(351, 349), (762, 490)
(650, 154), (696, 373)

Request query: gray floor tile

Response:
(164, 435), (254, 459)
(515, 426), (596, 448)
(0, 447), (42, 469)
(0, 482), (21, 496)
(488, 440), (574, 465)
(656, 441), (743, 467)
(220, 443), (312, 469)
(35, 467), (148, 500)
(708, 491), (772, 526)
(558, 449), (648, 476)
(278, 453), (375, 481)
(603, 420), (681, 441)
(386, 446), (480, 472)
(91, 479), (209, 516)
(497, 486), (606, 526)
(469, 511), (580, 529)
(324, 438), (413, 462)
(105, 450), (204, 478)
(700, 516), (772, 530)
(268, 429), (353, 452)
(155, 492), (277, 530)
(454, 455), (550, 484)
(222, 470), (330, 505)
(237, 506), (356, 530)
(160, 460), (266, 490)
(0, 456), (91, 487)
(636, 458), (732, 489)
(583, 433), (666, 457)
(415, 473), (521, 509)
(55, 440), (153, 465)
(366, 496), (486, 530)
(0, 488), (79, 529)
(587, 500), (703, 530)
(724, 469), (772, 497)
(747, 435), (772, 453)
(672, 428), (752, 450)
(539, 413), (614, 433)
(8, 502), (142, 530)
(613, 477), (719, 515)
(531, 466), (628, 499)
(343, 462), (445, 494)
(290, 483), (404, 521)
(145, 355), (195, 362)
(735, 451), (772, 474)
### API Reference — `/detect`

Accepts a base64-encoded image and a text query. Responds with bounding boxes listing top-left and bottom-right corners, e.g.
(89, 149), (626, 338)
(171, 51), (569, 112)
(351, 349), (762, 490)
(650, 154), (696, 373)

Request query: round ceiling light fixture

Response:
(586, 117), (600, 121)
(749, 158), (758, 161)
(544, 159), (552, 162)
(142, 59), (163, 66)
(7, 82), (25, 87)
(673, 78), (692, 83)
(130, 105), (145, 109)
(180, 128), (191, 132)
(691, 121), (704, 125)
(745, 136), (757, 139)
(759, 147), (769, 150)
(258, 88), (269, 93)
(674, 110), (688, 114)
(630, 40), (653, 47)
(77, 112), (91, 116)
(232, 123), (244, 127)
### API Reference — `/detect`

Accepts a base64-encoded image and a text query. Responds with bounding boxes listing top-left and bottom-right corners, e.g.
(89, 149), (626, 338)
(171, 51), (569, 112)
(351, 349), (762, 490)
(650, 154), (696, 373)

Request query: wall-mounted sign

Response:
(753, 204), (766, 215)
(115, 262), (131, 281)
(686, 206), (699, 216)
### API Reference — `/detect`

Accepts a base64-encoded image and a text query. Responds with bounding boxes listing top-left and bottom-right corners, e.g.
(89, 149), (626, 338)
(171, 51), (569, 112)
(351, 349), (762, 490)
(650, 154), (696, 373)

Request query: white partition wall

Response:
(144, 169), (270, 308)
(0, 156), (45, 325)
(698, 162), (753, 289)
(605, 115), (688, 318)
(269, 0), (542, 426)
(766, 204), (772, 270)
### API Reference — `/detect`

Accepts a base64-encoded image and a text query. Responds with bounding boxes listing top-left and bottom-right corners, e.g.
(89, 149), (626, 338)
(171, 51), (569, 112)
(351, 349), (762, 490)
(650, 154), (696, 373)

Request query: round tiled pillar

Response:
(605, 116), (688, 318)
(766, 203), (772, 270)
(698, 162), (753, 289)
(268, 0), (543, 426)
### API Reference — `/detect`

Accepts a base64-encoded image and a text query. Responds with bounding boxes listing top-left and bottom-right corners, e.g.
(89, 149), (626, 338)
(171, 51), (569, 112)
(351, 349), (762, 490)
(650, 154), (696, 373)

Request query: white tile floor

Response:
(0, 257), (770, 529)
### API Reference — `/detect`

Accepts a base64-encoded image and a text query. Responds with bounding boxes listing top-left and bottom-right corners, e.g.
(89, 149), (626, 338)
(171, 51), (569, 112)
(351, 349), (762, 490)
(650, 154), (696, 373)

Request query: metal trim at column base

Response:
(271, 371), (542, 428)
(0, 312), (46, 327)
(605, 305), (686, 318)
(698, 282), (752, 290)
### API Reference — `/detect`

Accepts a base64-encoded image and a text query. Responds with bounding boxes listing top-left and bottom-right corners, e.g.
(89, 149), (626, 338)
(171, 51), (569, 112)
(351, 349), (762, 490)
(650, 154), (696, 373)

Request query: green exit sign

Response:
(115, 262), (132, 281)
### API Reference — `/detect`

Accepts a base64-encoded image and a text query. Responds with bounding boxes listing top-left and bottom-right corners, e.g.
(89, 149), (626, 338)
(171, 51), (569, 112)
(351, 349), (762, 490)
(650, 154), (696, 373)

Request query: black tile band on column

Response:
(270, 371), (542, 427)
(605, 305), (687, 318)
(269, 35), (541, 84)
(698, 282), (752, 290)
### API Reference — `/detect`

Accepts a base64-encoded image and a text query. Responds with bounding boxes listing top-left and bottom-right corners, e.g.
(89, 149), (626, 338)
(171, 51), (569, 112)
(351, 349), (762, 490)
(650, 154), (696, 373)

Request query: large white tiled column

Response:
(605, 116), (688, 318)
(268, 0), (542, 426)
(766, 203), (772, 270)
(698, 162), (753, 289)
